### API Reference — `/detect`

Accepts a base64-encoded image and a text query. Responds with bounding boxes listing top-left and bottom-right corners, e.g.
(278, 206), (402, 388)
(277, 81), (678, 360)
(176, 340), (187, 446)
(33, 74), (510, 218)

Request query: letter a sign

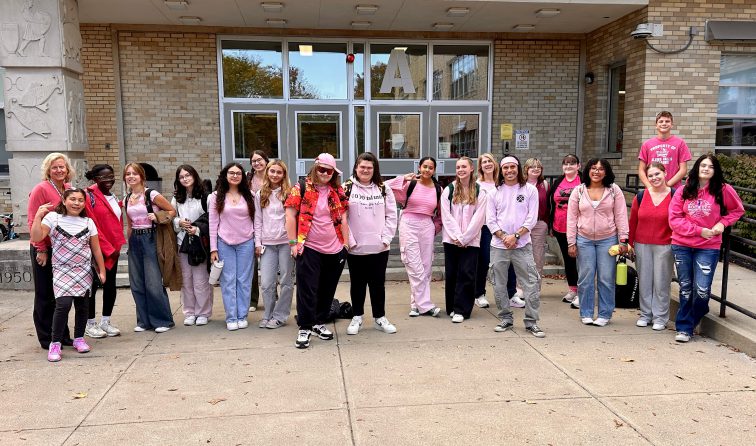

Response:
(379, 49), (416, 94)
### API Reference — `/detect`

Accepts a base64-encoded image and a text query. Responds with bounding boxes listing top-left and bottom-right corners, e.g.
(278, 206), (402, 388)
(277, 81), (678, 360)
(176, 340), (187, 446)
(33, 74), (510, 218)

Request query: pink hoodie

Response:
(668, 184), (744, 250)
(441, 185), (488, 247)
(346, 177), (398, 255)
(566, 183), (629, 245)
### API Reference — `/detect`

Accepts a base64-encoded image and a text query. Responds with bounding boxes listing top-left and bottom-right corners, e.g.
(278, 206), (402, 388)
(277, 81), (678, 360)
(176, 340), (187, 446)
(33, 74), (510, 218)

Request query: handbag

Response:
(180, 233), (207, 266)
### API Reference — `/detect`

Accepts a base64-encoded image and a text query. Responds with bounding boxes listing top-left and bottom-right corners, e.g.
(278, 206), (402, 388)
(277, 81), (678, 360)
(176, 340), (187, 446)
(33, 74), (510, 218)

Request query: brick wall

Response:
(491, 39), (581, 176)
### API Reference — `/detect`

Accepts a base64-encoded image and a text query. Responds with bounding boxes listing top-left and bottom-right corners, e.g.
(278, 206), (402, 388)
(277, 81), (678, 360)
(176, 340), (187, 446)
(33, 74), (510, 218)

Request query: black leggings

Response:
(52, 296), (88, 343)
(30, 246), (70, 348)
(553, 230), (578, 287)
(89, 260), (118, 319)
(347, 251), (389, 318)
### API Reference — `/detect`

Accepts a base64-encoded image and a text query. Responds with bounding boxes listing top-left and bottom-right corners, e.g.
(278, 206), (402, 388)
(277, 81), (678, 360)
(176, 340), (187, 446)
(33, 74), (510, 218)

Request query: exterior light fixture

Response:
(446, 7), (469, 17)
(266, 18), (287, 26)
(355, 4), (378, 15)
(351, 21), (372, 28)
(535, 8), (560, 18)
(585, 72), (595, 85)
(433, 22), (455, 31)
(631, 23), (697, 54)
(299, 45), (313, 56)
(165, 1), (189, 10)
(261, 2), (284, 13)
(512, 24), (535, 31)
(394, 47), (408, 52)
(178, 16), (201, 25)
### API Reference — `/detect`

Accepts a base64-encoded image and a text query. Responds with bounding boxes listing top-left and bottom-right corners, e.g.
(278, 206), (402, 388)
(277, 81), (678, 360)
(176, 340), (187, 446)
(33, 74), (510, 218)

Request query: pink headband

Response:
(500, 156), (519, 167)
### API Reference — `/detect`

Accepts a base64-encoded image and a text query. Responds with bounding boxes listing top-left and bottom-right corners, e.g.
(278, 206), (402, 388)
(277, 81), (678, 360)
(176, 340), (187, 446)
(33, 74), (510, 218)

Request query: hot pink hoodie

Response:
(668, 184), (744, 250)
(566, 183), (629, 245)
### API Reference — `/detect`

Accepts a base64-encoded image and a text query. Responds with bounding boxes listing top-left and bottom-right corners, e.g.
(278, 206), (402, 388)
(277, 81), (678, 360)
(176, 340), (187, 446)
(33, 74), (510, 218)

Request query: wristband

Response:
(288, 239), (297, 246)
(36, 250), (48, 254)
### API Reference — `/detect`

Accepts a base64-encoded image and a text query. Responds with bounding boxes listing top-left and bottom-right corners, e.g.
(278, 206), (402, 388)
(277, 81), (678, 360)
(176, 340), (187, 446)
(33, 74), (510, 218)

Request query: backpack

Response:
(615, 257), (639, 308)
(399, 179), (443, 216)
(446, 182), (481, 207)
(343, 178), (386, 199)
(124, 188), (155, 226)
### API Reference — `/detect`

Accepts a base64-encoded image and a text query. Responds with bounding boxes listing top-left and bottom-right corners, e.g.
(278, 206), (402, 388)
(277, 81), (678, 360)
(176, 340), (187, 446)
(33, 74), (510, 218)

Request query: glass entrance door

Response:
(288, 104), (350, 179)
(369, 105), (428, 178)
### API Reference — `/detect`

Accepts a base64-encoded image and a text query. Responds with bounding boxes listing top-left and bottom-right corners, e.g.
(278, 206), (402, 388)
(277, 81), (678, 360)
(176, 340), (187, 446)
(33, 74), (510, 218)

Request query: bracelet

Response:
(288, 239), (297, 245)
(36, 250), (48, 254)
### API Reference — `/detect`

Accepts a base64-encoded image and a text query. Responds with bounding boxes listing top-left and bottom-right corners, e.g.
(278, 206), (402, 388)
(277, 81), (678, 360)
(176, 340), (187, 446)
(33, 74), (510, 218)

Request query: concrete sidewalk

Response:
(0, 277), (754, 445)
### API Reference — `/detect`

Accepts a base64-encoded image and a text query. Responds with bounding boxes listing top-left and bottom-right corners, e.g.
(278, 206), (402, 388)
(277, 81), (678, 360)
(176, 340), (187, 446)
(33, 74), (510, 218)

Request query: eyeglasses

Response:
(178, 175), (193, 180)
(563, 162), (577, 166)
(317, 166), (334, 175)
(251, 158), (266, 165)
(96, 175), (115, 181)
(227, 171), (243, 177)
(590, 167), (605, 172)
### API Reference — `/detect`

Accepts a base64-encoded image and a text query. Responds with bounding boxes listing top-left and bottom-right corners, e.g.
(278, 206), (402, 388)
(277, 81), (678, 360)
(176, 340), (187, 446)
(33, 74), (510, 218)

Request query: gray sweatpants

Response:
(491, 244), (541, 327)
(634, 242), (673, 325)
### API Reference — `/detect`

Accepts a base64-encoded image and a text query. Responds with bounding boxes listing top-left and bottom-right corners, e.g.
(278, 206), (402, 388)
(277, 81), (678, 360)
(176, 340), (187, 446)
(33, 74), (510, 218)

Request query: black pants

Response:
(89, 258), (118, 319)
(554, 230), (578, 287)
(295, 247), (346, 329)
(347, 251), (389, 318)
(250, 262), (260, 307)
(52, 296), (88, 343)
(30, 246), (70, 349)
(444, 243), (479, 318)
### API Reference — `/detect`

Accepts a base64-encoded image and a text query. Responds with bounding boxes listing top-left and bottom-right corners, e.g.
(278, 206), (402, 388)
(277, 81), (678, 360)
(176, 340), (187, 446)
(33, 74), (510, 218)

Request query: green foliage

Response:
(222, 54), (316, 99)
(717, 153), (756, 258)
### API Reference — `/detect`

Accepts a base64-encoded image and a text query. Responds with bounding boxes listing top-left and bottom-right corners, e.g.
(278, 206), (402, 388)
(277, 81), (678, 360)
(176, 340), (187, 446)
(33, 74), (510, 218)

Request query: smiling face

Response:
(64, 191), (86, 216)
(314, 164), (335, 185)
(562, 158), (579, 176)
(266, 164), (284, 187)
(94, 167), (116, 194)
(48, 158), (68, 184)
(250, 153), (267, 173)
(227, 166), (244, 187)
(480, 156), (495, 176)
(655, 116), (673, 136)
(698, 158), (715, 182)
(527, 163), (542, 181)
(356, 160), (374, 185)
(588, 162), (606, 185)
(124, 166), (143, 188)
(418, 159), (435, 180)
(456, 159), (472, 182)
(646, 166), (665, 188)
(501, 162), (519, 184)
(178, 169), (195, 190)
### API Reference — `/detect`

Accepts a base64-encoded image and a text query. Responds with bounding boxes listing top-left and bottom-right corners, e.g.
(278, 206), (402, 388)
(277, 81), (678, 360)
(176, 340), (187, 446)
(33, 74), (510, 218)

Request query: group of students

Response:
(28, 110), (745, 360)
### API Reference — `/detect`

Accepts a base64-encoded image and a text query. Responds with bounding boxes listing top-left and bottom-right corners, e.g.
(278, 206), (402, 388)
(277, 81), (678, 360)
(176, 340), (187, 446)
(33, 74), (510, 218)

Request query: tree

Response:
(222, 54), (317, 99)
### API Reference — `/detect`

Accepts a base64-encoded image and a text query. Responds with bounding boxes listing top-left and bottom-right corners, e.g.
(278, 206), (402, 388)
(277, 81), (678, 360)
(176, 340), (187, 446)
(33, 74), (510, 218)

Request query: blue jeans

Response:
(217, 237), (255, 323)
(672, 245), (719, 336)
(576, 235), (617, 320)
(128, 232), (174, 329)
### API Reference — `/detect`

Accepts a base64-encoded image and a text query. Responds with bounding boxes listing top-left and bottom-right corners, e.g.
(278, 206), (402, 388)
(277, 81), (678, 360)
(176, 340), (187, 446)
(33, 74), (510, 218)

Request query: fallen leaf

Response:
(208, 398), (226, 405)
(620, 357), (635, 362)
(167, 388), (178, 392)
(674, 375), (685, 380)
(614, 419), (624, 428)
(73, 392), (87, 399)
(525, 400), (537, 405)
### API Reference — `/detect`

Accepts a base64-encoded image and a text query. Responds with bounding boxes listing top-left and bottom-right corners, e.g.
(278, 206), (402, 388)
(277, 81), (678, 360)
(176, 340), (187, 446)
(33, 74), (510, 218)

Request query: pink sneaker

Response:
(48, 342), (62, 362)
(72, 337), (90, 353)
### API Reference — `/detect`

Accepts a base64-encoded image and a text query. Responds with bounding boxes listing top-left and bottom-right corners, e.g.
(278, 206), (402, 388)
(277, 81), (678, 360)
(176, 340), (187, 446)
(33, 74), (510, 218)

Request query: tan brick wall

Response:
(117, 31), (221, 196)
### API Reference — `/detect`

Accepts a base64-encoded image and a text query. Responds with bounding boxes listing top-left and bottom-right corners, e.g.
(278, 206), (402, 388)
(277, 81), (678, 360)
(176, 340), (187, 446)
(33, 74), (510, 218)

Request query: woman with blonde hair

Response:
(442, 156), (488, 322)
(254, 159), (294, 329)
(28, 153), (75, 349)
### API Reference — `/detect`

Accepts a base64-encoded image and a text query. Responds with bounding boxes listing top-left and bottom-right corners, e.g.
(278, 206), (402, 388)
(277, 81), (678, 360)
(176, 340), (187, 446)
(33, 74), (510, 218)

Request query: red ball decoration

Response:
(346, 53), (355, 63)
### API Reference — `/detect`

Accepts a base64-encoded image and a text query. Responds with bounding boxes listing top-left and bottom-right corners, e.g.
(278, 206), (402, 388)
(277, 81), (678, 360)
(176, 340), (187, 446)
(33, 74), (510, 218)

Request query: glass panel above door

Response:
(432, 45), (489, 101)
(437, 114), (480, 159)
(222, 41), (284, 99)
(297, 113), (341, 159)
(288, 42), (348, 100)
(232, 112), (280, 160)
(370, 44), (427, 100)
(378, 113), (421, 159)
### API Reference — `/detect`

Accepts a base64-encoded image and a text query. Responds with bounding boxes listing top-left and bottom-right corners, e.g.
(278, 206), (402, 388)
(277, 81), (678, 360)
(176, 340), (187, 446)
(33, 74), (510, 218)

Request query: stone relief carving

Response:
(61, 0), (81, 63)
(67, 85), (87, 145)
(0, 0), (52, 57)
(5, 75), (62, 138)
(70, 158), (88, 188)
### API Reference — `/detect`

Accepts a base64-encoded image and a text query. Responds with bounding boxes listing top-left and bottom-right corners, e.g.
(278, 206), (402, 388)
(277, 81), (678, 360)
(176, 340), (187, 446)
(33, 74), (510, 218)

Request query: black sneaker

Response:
(312, 324), (334, 340)
(494, 321), (513, 332)
(526, 325), (546, 338)
(295, 329), (311, 349)
(421, 307), (441, 317)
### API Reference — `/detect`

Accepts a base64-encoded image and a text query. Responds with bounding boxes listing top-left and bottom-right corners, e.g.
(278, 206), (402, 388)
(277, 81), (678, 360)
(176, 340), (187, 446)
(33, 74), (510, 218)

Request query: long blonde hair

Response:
(477, 153), (499, 184)
(41, 152), (74, 182)
(452, 157), (477, 205)
(260, 160), (291, 208)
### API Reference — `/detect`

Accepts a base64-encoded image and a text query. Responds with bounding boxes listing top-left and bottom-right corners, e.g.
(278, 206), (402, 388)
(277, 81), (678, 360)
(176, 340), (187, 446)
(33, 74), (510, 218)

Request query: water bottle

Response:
(616, 256), (628, 286)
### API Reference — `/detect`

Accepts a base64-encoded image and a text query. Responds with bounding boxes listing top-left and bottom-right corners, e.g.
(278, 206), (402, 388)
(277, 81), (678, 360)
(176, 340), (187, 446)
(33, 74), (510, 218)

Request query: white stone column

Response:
(0, 0), (87, 233)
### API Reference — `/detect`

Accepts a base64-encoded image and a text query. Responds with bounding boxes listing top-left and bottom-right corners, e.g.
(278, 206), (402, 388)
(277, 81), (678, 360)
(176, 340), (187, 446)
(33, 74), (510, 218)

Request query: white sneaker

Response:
(475, 296), (490, 308)
(249, 306), (257, 312)
(562, 290), (577, 303)
(509, 295), (526, 308)
(675, 331), (691, 342)
(227, 321), (239, 331)
(593, 318), (610, 327)
(581, 317), (594, 325)
(134, 326), (147, 332)
(184, 316), (196, 326)
(237, 319), (249, 329)
(570, 295), (580, 309)
(374, 316), (397, 334)
(452, 313), (464, 323)
(99, 320), (121, 337)
(652, 323), (666, 331)
(155, 326), (170, 333)
(408, 307), (420, 317)
(636, 319), (649, 327)
(347, 316), (363, 335)
(195, 316), (208, 326)
(85, 321), (107, 339)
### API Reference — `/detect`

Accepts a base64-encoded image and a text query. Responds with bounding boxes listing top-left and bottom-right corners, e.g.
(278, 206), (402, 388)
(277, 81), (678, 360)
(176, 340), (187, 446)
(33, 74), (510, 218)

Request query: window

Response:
(0, 68), (7, 174)
(232, 112), (279, 160)
(438, 114), (480, 158)
(432, 45), (489, 101)
(717, 54), (756, 153)
(432, 70), (443, 100)
(377, 113), (421, 159)
(222, 41), (284, 99)
(353, 43), (366, 100)
(370, 44), (427, 100)
(288, 42), (347, 100)
(296, 113), (340, 159)
(606, 63), (626, 154)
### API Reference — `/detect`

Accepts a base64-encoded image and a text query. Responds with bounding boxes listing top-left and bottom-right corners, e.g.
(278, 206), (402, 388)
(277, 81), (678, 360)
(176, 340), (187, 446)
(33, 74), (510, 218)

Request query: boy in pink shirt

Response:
(638, 111), (691, 189)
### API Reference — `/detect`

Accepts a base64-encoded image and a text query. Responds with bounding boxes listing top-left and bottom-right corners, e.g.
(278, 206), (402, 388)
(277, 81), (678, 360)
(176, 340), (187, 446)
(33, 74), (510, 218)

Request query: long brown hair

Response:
(260, 160), (291, 208)
(54, 188), (89, 218)
(215, 163), (255, 219)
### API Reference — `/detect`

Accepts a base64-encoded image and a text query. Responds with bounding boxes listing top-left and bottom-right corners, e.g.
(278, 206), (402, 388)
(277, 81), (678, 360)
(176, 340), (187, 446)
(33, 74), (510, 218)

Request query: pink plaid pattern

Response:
(51, 225), (93, 298)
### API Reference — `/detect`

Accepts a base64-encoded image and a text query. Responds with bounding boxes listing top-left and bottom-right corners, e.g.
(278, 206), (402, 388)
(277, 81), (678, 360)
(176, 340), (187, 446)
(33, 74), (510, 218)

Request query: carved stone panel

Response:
(3, 68), (88, 152)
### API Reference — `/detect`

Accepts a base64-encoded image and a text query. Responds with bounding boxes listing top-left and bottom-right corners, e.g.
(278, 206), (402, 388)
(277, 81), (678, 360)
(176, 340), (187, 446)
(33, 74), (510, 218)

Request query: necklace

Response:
(228, 193), (241, 205)
(129, 191), (144, 204)
(48, 180), (64, 199)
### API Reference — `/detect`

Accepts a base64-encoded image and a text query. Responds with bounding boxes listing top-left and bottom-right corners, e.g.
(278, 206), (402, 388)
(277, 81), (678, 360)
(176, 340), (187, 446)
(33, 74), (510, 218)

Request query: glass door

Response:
(288, 104), (350, 179)
(223, 104), (287, 173)
(369, 104), (429, 178)
(430, 104), (489, 181)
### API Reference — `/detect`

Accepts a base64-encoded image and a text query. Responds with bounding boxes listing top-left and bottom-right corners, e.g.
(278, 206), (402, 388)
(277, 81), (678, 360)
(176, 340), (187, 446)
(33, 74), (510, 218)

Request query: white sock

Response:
(101, 316), (110, 323)
(87, 318), (96, 325)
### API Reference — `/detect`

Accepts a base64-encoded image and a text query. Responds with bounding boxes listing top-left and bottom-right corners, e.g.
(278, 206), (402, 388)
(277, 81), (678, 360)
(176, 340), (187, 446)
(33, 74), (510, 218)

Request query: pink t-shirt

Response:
(403, 183), (438, 218)
(552, 176), (581, 233)
(304, 185), (342, 254)
(127, 190), (160, 229)
(639, 135), (692, 188)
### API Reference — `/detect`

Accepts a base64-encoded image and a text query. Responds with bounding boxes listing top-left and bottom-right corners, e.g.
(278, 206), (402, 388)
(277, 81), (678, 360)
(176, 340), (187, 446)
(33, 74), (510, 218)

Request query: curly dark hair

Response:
(682, 154), (727, 213)
(215, 163), (254, 220)
(581, 158), (615, 188)
(174, 164), (205, 204)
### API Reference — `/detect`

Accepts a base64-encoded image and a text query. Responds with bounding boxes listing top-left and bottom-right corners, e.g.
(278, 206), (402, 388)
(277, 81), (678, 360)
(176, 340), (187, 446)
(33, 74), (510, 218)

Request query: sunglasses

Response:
(317, 166), (334, 175)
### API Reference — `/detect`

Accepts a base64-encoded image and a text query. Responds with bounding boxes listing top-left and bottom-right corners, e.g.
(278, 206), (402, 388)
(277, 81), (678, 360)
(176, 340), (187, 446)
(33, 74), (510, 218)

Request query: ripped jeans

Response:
(671, 245), (720, 336)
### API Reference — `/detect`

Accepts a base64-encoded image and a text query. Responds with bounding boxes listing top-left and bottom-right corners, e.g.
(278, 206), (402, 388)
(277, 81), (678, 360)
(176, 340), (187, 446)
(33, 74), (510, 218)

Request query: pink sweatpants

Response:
(399, 214), (436, 312)
(179, 253), (214, 318)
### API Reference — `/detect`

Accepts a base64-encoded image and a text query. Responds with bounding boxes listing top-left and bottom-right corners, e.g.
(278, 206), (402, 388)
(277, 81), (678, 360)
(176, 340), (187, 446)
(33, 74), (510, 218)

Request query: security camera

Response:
(631, 23), (663, 40)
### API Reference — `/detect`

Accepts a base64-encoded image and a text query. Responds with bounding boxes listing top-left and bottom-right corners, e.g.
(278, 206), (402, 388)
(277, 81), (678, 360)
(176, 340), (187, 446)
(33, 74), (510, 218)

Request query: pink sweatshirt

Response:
(253, 188), (288, 247)
(566, 184), (629, 245)
(486, 182), (538, 249)
(639, 135), (691, 189)
(387, 176), (442, 234)
(208, 192), (255, 251)
(669, 184), (744, 250)
(27, 181), (71, 251)
(441, 185), (488, 247)
(346, 178), (398, 255)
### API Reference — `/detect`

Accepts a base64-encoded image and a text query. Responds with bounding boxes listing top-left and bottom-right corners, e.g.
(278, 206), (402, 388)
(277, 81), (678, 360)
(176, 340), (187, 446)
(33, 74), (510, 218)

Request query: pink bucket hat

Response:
(314, 153), (342, 175)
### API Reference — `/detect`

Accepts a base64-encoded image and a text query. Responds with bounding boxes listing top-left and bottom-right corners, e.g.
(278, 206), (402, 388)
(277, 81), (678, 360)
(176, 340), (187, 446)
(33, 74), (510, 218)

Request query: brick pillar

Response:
(0, 0), (88, 233)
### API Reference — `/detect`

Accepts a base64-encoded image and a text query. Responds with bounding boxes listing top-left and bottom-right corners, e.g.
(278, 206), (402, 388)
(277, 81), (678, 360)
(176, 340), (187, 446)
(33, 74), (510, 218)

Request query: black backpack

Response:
(615, 257), (639, 309)
(399, 179), (442, 216)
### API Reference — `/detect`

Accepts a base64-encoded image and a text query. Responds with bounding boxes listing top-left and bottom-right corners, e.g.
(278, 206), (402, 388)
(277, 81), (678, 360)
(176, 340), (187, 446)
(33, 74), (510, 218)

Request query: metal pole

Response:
(719, 227), (731, 318)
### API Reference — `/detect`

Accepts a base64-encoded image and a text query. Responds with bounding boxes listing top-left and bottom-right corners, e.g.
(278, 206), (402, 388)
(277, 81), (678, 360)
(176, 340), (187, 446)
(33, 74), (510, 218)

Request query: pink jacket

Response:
(566, 183), (629, 245)
(441, 186), (488, 247)
(669, 184), (744, 250)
